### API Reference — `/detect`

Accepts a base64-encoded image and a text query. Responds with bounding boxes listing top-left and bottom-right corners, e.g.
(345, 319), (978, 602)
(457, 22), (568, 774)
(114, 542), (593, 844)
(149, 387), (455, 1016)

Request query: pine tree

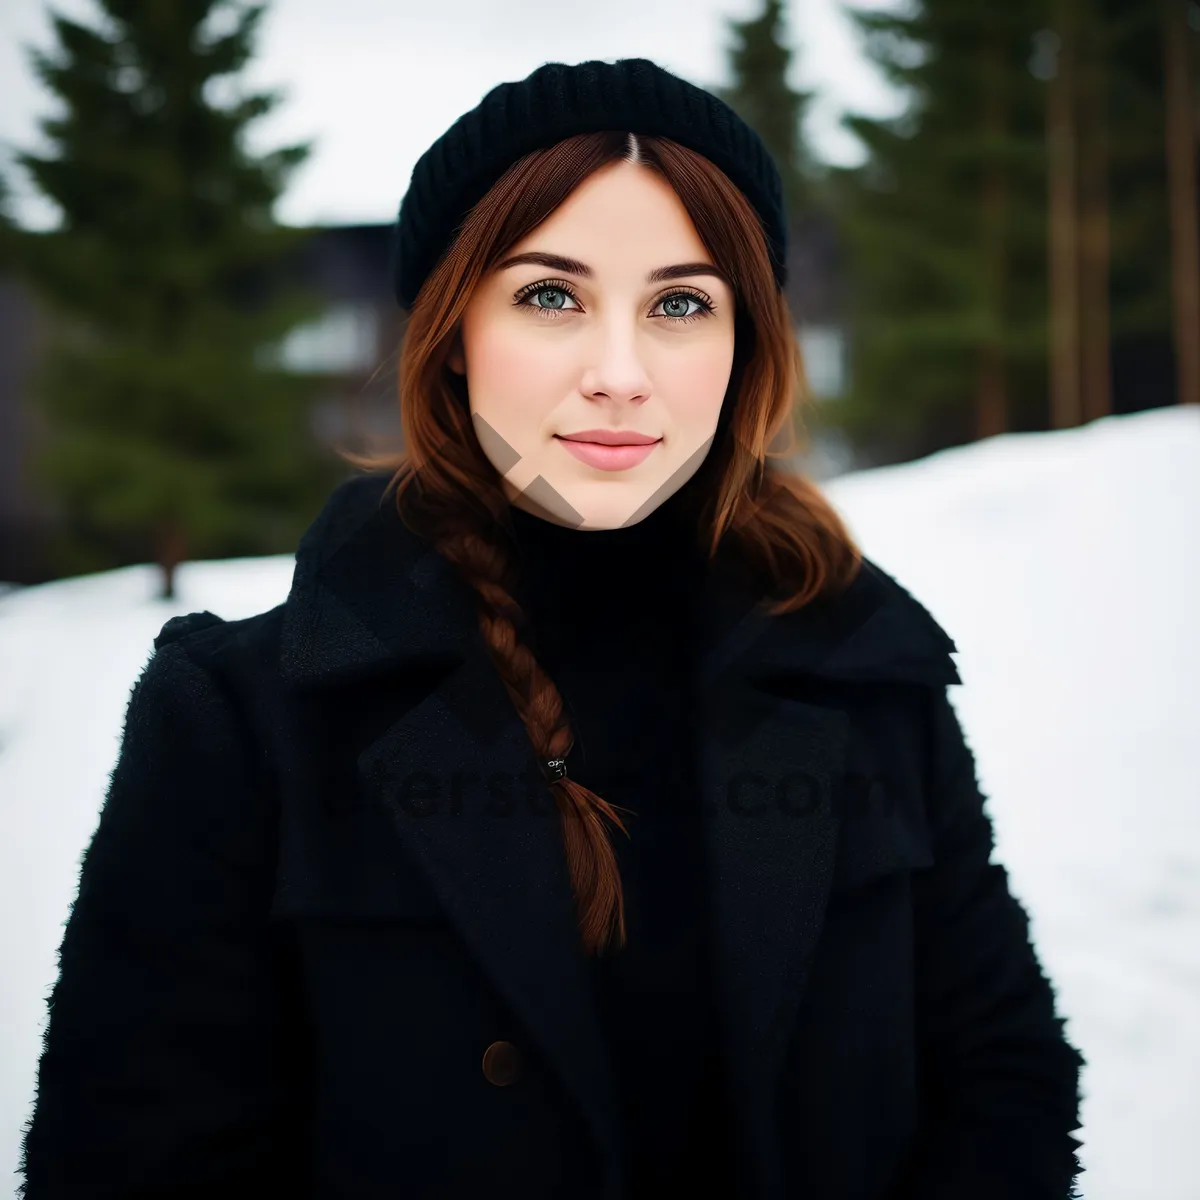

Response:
(12, 0), (338, 598)
(1101, 0), (1199, 410)
(709, 0), (841, 458)
(1039, 0), (1190, 421)
(713, 0), (818, 219)
(0, 171), (13, 229)
(0, 172), (17, 264)
(826, 0), (1190, 464)
(827, 0), (1051, 465)
(1161, 0), (1200, 406)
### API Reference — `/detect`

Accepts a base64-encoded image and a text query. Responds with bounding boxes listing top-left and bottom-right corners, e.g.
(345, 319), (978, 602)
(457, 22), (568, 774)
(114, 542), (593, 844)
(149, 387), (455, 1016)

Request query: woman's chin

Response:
(501, 477), (655, 531)
(552, 485), (660, 531)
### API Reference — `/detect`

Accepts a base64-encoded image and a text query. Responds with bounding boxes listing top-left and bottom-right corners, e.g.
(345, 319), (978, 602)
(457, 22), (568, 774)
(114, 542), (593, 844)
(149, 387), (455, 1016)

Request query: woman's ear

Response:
(446, 331), (465, 376)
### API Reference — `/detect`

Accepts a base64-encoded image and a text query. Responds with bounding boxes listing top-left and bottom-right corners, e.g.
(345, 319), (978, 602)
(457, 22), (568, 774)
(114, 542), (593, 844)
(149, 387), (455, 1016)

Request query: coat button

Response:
(482, 1040), (522, 1086)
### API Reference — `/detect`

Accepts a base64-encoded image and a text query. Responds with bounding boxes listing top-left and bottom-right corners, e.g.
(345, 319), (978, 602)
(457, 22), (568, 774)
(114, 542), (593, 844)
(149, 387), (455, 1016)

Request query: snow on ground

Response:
(2, 405), (1198, 1197)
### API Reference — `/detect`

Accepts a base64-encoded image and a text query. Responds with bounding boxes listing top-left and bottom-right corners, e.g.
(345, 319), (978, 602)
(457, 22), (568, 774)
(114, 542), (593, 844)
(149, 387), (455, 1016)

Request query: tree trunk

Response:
(978, 24), (1010, 440)
(156, 521), (187, 602)
(1078, 6), (1112, 422)
(1048, 0), (1082, 429)
(1163, 0), (1200, 406)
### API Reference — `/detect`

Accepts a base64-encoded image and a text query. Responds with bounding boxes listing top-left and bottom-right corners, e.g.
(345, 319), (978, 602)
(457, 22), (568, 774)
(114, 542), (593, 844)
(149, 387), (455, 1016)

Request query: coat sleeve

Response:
(893, 686), (1086, 1200)
(17, 634), (309, 1199)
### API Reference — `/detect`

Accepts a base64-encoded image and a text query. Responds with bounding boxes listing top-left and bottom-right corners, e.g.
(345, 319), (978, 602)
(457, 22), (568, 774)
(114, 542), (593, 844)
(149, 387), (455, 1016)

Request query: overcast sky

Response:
(0, 0), (905, 230)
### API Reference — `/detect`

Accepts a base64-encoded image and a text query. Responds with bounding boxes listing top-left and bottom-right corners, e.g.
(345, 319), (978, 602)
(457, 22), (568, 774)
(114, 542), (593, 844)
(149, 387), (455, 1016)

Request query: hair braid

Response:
(428, 514), (635, 957)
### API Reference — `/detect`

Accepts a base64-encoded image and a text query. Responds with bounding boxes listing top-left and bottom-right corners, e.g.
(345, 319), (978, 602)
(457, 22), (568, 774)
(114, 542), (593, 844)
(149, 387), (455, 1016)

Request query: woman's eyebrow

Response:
(496, 250), (731, 289)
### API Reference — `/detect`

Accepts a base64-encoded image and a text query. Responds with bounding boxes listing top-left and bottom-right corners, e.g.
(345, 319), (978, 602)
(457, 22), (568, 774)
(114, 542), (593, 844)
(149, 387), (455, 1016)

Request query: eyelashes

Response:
(511, 278), (716, 324)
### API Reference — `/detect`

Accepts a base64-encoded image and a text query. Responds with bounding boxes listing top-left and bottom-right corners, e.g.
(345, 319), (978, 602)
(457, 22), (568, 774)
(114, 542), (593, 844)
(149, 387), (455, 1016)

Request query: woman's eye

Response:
(530, 286), (577, 312)
(658, 294), (704, 320)
(514, 281), (713, 323)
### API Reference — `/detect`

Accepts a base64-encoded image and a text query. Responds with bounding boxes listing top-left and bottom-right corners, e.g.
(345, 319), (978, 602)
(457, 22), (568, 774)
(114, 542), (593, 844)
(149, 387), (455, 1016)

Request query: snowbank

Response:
(2, 405), (1198, 1197)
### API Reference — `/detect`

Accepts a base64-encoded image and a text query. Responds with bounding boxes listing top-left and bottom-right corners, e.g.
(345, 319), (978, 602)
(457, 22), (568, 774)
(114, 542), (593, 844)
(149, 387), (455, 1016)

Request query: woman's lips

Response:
(554, 436), (661, 471)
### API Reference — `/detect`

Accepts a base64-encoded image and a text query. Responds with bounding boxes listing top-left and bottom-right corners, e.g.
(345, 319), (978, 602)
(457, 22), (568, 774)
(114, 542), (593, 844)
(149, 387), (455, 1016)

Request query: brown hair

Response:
(339, 131), (862, 957)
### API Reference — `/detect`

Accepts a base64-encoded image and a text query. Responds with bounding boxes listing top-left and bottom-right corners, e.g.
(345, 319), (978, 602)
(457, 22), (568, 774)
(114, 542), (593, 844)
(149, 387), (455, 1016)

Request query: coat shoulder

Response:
(855, 556), (958, 657)
(153, 610), (228, 650)
(801, 555), (961, 689)
(152, 605), (286, 661)
(148, 606), (293, 726)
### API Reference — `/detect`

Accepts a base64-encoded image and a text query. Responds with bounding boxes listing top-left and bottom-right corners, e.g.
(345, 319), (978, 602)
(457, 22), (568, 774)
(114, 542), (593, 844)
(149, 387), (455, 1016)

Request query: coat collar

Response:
(277, 471), (959, 1200)
(279, 470), (961, 694)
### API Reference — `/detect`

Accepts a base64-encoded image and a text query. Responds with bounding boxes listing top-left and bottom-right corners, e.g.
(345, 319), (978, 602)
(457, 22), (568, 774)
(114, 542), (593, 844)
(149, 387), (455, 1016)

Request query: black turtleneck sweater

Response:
(507, 488), (739, 1200)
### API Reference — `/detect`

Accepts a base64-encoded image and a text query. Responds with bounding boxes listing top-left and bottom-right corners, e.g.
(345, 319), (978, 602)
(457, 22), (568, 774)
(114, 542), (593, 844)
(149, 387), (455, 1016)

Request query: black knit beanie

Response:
(391, 57), (788, 311)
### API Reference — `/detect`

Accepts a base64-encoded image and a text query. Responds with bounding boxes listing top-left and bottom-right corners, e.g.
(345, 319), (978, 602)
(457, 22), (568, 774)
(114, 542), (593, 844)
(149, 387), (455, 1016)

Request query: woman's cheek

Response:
(475, 334), (566, 411)
(665, 351), (732, 424)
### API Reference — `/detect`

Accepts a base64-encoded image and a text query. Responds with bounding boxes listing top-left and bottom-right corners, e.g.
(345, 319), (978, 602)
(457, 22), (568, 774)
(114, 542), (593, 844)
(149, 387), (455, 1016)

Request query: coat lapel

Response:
(354, 634), (625, 1189)
(280, 476), (630, 1195)
(279, 472), (961, 1200)
(687, 564), (958, 1197)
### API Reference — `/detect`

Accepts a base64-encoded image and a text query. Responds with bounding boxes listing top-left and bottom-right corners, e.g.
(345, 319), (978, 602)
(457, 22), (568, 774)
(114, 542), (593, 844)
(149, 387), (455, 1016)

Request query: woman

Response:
(18, 58), (1085, 1200)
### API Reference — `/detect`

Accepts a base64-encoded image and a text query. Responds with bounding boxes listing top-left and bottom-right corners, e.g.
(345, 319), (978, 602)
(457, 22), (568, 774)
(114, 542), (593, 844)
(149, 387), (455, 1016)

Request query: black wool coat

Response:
(19, 471), (1086, 1200)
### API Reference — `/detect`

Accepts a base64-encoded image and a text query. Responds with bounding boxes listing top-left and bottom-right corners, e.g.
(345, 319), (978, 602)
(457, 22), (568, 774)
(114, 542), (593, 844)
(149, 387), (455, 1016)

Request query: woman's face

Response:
(447, 159), (736, 530)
